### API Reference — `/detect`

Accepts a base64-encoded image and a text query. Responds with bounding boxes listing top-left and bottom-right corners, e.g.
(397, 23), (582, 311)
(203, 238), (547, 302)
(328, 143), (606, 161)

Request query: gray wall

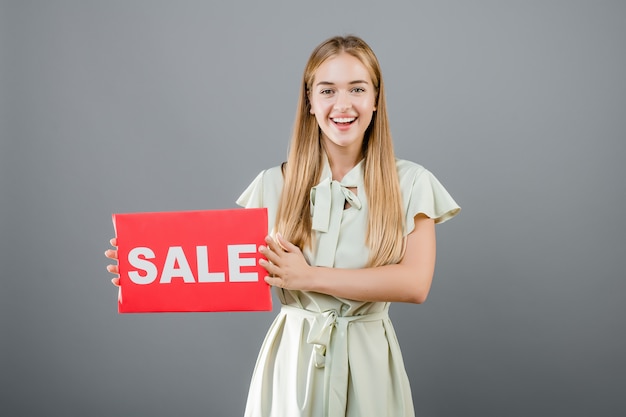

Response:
(2, 1), (625, 416)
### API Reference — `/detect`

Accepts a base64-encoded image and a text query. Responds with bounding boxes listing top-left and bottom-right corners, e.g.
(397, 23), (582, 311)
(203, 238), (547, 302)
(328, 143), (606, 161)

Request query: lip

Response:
(330, 115), (357, 131)
(330, 113), (357, 120)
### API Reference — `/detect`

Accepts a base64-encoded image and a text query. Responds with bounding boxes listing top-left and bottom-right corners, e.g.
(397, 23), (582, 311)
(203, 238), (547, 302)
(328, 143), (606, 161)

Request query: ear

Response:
(307, 90), (314, 114)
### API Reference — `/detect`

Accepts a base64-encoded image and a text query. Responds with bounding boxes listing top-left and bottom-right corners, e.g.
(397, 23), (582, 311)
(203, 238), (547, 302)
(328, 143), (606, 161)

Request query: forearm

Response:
(262, 215), (437, 304)
(306, 263), (434, 304)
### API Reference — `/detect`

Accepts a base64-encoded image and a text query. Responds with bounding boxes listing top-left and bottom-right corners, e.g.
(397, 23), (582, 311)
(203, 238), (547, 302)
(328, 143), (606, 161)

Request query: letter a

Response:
(160, 246), (195, 283)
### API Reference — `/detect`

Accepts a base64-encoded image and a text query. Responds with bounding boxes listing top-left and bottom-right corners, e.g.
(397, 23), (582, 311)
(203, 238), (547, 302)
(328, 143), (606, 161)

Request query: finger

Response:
(275, 233), (298, 253)
(259, 258), (279, 276)
(110, 237), (118, 247)
(264, 235), (285, 253)
(259, 245), (281, 265)
(104, 249), (118, 260)
(107, 264), (119, 275)
(111, 277), (120, 287)
(264, 275), (282, 288)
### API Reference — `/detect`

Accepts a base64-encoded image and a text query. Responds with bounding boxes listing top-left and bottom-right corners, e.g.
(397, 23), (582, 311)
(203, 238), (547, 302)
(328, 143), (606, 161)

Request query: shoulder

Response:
(266, 164), (285, 178)
(236, 164), (284, 209)
(395, 158), (428, 182)
(246, 164), (284, 186)
(258, 164), (285, 189)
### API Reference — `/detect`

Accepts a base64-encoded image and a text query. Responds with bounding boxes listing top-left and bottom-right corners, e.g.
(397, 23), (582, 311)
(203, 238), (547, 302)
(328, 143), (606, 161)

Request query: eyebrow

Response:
(315, 80), (370, 87)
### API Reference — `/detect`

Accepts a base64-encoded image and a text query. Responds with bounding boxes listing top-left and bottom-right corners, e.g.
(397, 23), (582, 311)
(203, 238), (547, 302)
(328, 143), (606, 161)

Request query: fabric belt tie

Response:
(281, 305), (389, 416)
(310, 177), (362, 267)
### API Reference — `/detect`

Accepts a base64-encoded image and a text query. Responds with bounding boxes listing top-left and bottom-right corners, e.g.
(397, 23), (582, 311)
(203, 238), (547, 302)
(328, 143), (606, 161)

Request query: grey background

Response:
(2, 1), (625, 416)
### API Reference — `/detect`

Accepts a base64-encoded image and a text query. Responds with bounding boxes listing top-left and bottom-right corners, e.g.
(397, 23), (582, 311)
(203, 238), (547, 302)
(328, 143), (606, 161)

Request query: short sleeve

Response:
(398, 160), (461, 235)
(236, 170), (265, 208)
(236, 166), (284, 233)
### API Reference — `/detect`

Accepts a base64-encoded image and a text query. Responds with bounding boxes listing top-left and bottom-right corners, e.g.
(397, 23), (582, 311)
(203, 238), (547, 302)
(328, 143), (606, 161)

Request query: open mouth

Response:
(331, 117), (356, 126)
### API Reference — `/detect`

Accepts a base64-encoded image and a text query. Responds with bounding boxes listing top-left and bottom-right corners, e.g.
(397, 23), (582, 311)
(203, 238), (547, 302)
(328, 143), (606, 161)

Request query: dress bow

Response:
(310, 178), (362, 233)
(306, 309), (338, 368)
(309, 177), (362, 267)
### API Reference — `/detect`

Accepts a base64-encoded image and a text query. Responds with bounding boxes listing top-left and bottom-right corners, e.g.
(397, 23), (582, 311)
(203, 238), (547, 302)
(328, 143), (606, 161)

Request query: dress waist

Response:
(280, 304), (389, 323)
(280, 304), (389, 368)
(280, 304), (390, 415)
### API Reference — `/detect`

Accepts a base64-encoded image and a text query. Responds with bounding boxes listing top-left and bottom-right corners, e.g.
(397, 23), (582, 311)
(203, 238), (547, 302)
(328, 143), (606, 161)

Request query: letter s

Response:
(128, 247), (158, 285)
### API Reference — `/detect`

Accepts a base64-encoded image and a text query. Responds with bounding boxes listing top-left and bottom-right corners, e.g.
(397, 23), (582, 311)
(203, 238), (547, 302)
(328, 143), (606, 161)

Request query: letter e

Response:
(228, 244), (258, 282)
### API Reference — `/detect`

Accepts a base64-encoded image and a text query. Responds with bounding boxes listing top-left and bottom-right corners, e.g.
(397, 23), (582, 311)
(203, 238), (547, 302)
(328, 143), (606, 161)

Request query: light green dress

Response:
(237, 157), (460, 417)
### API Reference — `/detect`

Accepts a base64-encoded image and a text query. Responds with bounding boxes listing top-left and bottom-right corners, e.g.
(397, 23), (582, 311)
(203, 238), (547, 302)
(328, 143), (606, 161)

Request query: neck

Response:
(322, 142), (362, 181)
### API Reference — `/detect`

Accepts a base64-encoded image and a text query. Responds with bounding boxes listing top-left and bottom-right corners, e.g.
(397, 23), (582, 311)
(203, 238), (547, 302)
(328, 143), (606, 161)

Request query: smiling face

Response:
(308, 53), (378, 158)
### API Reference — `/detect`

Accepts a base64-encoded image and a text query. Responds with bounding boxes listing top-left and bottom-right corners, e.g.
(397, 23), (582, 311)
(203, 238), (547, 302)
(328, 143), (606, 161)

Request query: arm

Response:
(261, 213), (436, 304)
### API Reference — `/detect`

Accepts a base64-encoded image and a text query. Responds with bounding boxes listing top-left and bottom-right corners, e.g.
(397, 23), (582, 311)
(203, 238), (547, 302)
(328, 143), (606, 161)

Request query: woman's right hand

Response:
(105, 238), (120, 287)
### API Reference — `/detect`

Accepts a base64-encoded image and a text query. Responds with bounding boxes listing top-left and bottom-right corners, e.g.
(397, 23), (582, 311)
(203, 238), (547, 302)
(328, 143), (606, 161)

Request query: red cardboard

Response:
(112, 208), (271, 313)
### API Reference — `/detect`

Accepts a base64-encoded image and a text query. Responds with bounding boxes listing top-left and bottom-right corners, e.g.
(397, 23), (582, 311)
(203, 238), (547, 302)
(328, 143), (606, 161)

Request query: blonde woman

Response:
(106, 35), (460, 416)
(237, 35), (460, 416)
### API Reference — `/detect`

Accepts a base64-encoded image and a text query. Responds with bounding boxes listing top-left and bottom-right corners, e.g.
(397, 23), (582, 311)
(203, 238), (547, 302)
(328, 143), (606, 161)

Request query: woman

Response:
(236, 35), (460, 416)
(107, 35), (460, 416)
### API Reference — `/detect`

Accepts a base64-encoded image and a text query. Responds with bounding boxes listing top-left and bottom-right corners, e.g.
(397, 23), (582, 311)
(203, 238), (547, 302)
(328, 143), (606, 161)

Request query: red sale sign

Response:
(112, 208), (271, 313)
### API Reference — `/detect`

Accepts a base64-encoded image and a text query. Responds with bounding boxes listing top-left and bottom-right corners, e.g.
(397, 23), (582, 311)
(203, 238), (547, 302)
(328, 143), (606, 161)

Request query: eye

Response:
(351, 87), (366, 93)
(320, 89), (334, 95)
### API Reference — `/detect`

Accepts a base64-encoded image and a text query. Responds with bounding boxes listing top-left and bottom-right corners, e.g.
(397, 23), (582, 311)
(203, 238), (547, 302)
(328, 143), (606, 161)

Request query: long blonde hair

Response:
(275, 35), (405, 267)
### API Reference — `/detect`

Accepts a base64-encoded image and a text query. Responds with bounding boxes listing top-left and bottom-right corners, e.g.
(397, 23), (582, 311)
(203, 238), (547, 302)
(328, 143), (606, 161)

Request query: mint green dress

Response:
(237, 158), (460, 417)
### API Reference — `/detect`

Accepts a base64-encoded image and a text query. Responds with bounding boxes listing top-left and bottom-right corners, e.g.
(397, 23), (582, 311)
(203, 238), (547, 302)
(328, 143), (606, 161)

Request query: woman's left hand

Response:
(259, 234), (313, 290)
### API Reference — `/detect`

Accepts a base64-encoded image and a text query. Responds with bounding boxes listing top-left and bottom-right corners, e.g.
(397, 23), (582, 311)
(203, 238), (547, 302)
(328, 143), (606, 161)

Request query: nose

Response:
(333, 91), (352, 112)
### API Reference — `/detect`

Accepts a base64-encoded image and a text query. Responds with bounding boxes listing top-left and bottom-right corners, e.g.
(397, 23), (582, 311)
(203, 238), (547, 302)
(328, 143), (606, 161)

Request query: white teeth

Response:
(332, 117), (355, 123)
